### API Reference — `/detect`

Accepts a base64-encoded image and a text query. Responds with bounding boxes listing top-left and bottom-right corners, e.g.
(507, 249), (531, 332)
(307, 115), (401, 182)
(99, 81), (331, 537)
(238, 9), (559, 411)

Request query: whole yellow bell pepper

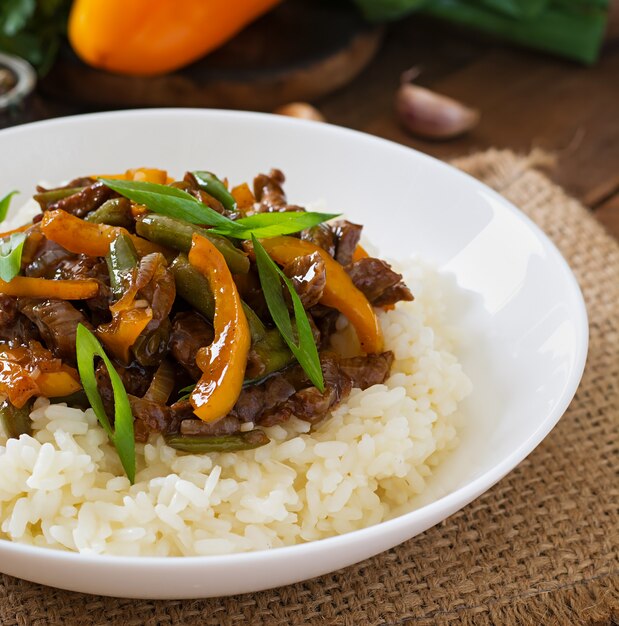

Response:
(68, 0), (282, 76)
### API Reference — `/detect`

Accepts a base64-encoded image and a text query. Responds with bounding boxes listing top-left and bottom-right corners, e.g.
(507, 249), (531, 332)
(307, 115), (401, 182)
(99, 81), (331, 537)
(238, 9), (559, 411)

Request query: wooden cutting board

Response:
(41, 0), (383, 110)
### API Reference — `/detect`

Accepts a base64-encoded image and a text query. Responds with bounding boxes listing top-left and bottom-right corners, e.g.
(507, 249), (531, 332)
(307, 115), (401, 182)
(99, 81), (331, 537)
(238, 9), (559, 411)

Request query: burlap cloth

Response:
(1, 150), (617, 625)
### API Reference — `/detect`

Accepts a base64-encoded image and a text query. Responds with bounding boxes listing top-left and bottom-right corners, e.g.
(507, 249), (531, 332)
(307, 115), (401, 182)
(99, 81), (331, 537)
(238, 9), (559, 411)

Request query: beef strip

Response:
(253, 169), (304, 213)
(0, 295), (40, 346)
(300, 223), (336, 257)
(169, 311), (214, 380)
(339, 352), (394, 389)
(130, 253), (176, 367)
(19, 299), (94, 364)
(347, 257), (413, 306)
(283, 251), (326, 309)
(36, 177), (96, 193)
(258, 352), (352, 426)
(333, 220), (363, 266)
(179, 414), (242, 437)
(47, 181), (115, 218)
(24, 239), (74, 278)
(131, 396), (182, 443)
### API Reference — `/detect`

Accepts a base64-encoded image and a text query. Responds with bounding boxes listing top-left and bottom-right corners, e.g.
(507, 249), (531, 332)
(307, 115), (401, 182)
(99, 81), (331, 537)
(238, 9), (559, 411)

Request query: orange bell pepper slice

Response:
(188, 234), (250, 423)
(96, 307), (153, 364)
(0, 349), (82, 407)
(352, 244), (369, 262)
(0, 223), (32, 239)
(97, 168), (170, 184)
(0, 357), (40, 408)
(259, 237), (383, 353)
(41, 209), (164, 258)
(36, 369), (82, 397)
(0, 276), (98, 299)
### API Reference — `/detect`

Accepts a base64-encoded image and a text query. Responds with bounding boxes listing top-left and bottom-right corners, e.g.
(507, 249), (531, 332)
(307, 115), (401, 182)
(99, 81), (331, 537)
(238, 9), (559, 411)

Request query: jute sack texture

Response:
(0, 150), (617, 625)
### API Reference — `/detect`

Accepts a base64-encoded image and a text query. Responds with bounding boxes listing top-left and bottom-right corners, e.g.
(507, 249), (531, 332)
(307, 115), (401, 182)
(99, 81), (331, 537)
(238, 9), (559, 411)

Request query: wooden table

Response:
(318, 15), (619, 241)
(5, 11), (619, 239)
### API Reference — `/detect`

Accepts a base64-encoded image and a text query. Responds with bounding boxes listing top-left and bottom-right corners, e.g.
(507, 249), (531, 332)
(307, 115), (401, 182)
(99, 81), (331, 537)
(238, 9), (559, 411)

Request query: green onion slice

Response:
(0, 232), (27, 282)
(252, 235), (324, 391)
(75, 324), (136, 483)
(100, 178), (338, 239)
(0, 191), (18, 222)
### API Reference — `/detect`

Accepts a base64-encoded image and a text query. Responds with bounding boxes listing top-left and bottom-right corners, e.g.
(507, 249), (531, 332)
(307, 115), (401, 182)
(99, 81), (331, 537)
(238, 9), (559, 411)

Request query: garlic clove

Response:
(395, 83), (479, 140)
(273, 102), (325, 122)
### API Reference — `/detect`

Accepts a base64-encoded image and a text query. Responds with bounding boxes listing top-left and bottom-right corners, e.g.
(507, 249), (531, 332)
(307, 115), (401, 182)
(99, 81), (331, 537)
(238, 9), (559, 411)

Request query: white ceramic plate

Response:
(0, 110), (587, 598)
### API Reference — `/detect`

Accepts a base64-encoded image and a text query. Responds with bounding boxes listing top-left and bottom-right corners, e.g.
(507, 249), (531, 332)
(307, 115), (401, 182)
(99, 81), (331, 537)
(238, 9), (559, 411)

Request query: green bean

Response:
(106, 232), (138, 299)
(0, 399), (32, 438)
(170, 253), (215, 320)
(165, 429), (269, 453)
(33, 186), (85, 209)
(191, 171), (237, 213)
(85, 198), (133, 227)
(136, 214), (249, 274)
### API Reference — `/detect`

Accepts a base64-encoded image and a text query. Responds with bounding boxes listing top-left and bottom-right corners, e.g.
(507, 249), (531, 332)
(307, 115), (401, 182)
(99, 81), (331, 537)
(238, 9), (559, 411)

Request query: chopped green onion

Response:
(100, 178), (338, 239)
(0, 232), (27, 282)
(192, 171), (237, 212)
(0, 191), (18, 222)
(75, 324), (136, 483)
(252, 235), (324, 392)
(210, 210), (341, 240)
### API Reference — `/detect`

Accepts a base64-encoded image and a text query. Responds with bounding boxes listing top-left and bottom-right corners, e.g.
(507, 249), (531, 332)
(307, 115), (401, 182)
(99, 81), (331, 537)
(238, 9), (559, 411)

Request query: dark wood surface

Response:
(3, 8), (618, 239)
(41, 0), (383, 110)
(317, 15), (619, 240)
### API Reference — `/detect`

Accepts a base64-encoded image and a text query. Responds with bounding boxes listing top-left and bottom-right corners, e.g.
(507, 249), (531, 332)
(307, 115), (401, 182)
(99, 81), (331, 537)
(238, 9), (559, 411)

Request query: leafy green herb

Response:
(211, 210), (340, 239)
(0, 0), (71, 74)
(100, 179), (338, 239)
(0, 190), (18, 222)
(75, 324), (136, 483)
(0, 231), (26, 282)
(192, 171), (237, 212)
(252, 235), (324, 391)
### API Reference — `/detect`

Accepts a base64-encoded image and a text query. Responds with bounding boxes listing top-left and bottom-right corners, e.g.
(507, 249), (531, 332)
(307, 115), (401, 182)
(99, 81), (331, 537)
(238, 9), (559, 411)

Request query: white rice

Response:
(0, 260), (471, 556)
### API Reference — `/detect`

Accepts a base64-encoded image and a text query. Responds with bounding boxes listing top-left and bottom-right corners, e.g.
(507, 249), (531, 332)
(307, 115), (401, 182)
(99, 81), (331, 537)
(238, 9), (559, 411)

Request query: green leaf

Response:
(101, 178), (338, 239)
(0, 191), (18, 223)
(1, 0), (36, 36)
(100, 179), (235, 229)
(212, 211), (341, 239)
(192, 171), (237, 212)
(0, 231), (26, 282)
(252, 235), (324, 392)
(75, 324), (136, 483)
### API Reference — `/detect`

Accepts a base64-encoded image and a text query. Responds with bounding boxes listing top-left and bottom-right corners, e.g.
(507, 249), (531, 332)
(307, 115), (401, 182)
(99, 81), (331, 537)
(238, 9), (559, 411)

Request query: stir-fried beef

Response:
(130, 253), (176, 367)
(253, 169), (304, 213)
(283, 252), (326, 309)
(47, 181), (114, 217)
(36, 177), (96, 193)
(258, 353), (353, 426)
(0, 295), (39, 346)
(179, 414), (242, 437)
(333, 220), (363, 266)
(300, 223), (336, 257)
(347, 257), (413, 306)
(131, 395), (182, 443)
(169, 312), (214, 380)
(24, 239), (74, 278)
(1, 166), (414, 452)
(339, 352), (394, 389)
(19, 299), (93, 363)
